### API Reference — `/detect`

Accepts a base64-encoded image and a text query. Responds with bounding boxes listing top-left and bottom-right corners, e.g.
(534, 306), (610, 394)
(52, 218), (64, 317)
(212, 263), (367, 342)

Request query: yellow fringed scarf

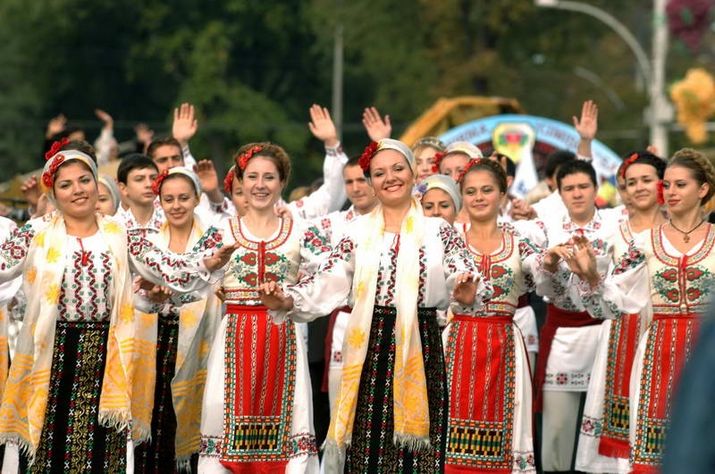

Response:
(0, 212), (156, 460)
(153, 218), (222, 470)
(325, 198), (429, 464)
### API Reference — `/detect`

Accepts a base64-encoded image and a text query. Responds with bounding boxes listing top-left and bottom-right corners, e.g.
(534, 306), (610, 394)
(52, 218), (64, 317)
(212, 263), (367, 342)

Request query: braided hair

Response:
(668, 148), (715, 204)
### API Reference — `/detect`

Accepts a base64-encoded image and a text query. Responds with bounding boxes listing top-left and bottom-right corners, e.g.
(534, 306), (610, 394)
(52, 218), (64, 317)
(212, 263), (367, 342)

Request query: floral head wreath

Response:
(42, 146), (97, 191)
(224, 165), (236, 194)
(620, 152), (639, 179)
(41, 138), (72, 188)
(431, 152), (447, 174)
(358, 141), (379, 173)
(456, 158), (484, 184)
(45, 137), (70, 161)
(236, 145), (264, 171)
(151, 170), (170, 195)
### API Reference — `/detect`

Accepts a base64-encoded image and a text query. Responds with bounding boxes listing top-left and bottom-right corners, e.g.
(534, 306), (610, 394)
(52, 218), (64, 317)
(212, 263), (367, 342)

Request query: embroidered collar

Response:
(562, 210), (602, 234)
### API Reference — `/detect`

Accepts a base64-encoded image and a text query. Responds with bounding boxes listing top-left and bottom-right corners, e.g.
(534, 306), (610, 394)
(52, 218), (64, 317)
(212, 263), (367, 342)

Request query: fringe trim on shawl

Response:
(0, 434), (36, 465)
(393, 433), (431, 452)
(98, 410), (131, 436)
(322, 440), (347, 473)
(176, 455), (192, 473)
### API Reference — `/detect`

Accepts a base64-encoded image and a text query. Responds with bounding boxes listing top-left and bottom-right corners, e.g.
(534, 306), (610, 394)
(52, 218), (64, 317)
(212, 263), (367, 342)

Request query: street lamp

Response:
(535, 0), (671, 155)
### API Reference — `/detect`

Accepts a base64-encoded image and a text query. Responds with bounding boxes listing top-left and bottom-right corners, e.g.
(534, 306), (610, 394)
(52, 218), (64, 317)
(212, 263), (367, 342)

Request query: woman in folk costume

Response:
(412, 136), (445, 183)
(133, 167), (223, 473)
(420, 174), (461, 226)
(198, 143), (329, 473)
(0, 141), (234, 473)
(570, 148), (715, 473)
(575, 152), (666, 473)
(96, 175), (121, 216)
(260, 138), (492, 473)
(447, 158), (559, 473)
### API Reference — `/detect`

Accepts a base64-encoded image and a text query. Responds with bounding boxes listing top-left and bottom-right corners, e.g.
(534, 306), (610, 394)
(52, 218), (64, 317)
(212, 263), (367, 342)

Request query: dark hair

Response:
(556, 160), (597, 190)
(545, 150), (576, 180)
(234, 142), (291, 183)
(60, 140), (97, 162)
(492, 152), (516, 178)
(459, 159), (508, 193)
(668, 148), (715, 204)
(345, 155), (362, 168)
(117, 153), (158, 184)
(147, 137), (182, 159)
(622, 151), (667, 180)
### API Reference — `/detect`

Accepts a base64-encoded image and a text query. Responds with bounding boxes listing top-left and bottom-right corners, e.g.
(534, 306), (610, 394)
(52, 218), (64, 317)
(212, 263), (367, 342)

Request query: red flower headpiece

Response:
(152, 170), (170, 196)
(45, 137), (70, 161)
(224, 166), (236, 194)
(431, 151), (446, 174)
(620, 153), (639, 179)
(359, 141), (379, 173)
(42, 154), (66, 188)
(456, 158), (483, 184)
(656, 180), (665, 205)
(236, 145), (264, 171)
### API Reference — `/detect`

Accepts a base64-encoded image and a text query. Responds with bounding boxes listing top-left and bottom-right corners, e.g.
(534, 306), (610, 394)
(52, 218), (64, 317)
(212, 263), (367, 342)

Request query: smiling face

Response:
(559, 172), (597, 223)
(369, 149), (414, 208)
(421, 188), (457, 224)
(415, 146), (439, 181)
(96, 182), (116, 215)
(663, 165), (709, 216)
(625, 163), (660, 212)
(53, 161), (98, 219)
(241, 156), (284, 211)
(160, 175), (199, 229)
(461, 169), (504, 223)
(440, 153), (470, 182)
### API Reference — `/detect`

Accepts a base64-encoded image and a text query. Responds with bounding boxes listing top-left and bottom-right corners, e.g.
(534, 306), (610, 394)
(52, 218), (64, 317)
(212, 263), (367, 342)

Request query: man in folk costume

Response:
(527, 160), (623, 472)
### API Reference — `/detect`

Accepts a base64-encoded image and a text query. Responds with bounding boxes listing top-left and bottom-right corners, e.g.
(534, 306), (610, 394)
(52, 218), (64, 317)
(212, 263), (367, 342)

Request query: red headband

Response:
(456, 158), (484, 184)
(431, 152), (446, 174)
(236, 145), (264, 171)
(359, 141), (379, 173)
(224, 166), (236, 194)
(151, 170), (170, 196)
(45, 137), (70, 161)
(42, 155), (66, 188)
(620, 153), (639, 179)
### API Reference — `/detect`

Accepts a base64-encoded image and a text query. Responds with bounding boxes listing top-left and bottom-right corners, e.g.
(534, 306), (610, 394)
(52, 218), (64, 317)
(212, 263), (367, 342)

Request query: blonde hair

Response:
(668, 148), (715, 204)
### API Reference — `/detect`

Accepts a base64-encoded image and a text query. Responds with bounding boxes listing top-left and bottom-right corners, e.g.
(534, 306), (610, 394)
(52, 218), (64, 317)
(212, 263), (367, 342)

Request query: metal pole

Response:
(650, 0), (670, 155)
(535, 0), (652, 85)
(331, 21), (344, 139)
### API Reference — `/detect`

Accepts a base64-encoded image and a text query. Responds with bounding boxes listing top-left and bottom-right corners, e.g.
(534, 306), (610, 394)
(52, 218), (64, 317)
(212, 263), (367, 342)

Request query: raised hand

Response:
(135, 123), (154, 153)
(258, 281), (293, 311)
(194, 159), (218, 193)
(21, 175), (40, 207)
(362, 106), (391, 141)
(452, 272), (478, 306)
(203, 242), (240, 272)
(573, 100), (598, 141)
(46, 114), (66, 139)
(95, 109), (114, 129)
(308, 104), (339, 147)
(172, 103), (198, 145)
